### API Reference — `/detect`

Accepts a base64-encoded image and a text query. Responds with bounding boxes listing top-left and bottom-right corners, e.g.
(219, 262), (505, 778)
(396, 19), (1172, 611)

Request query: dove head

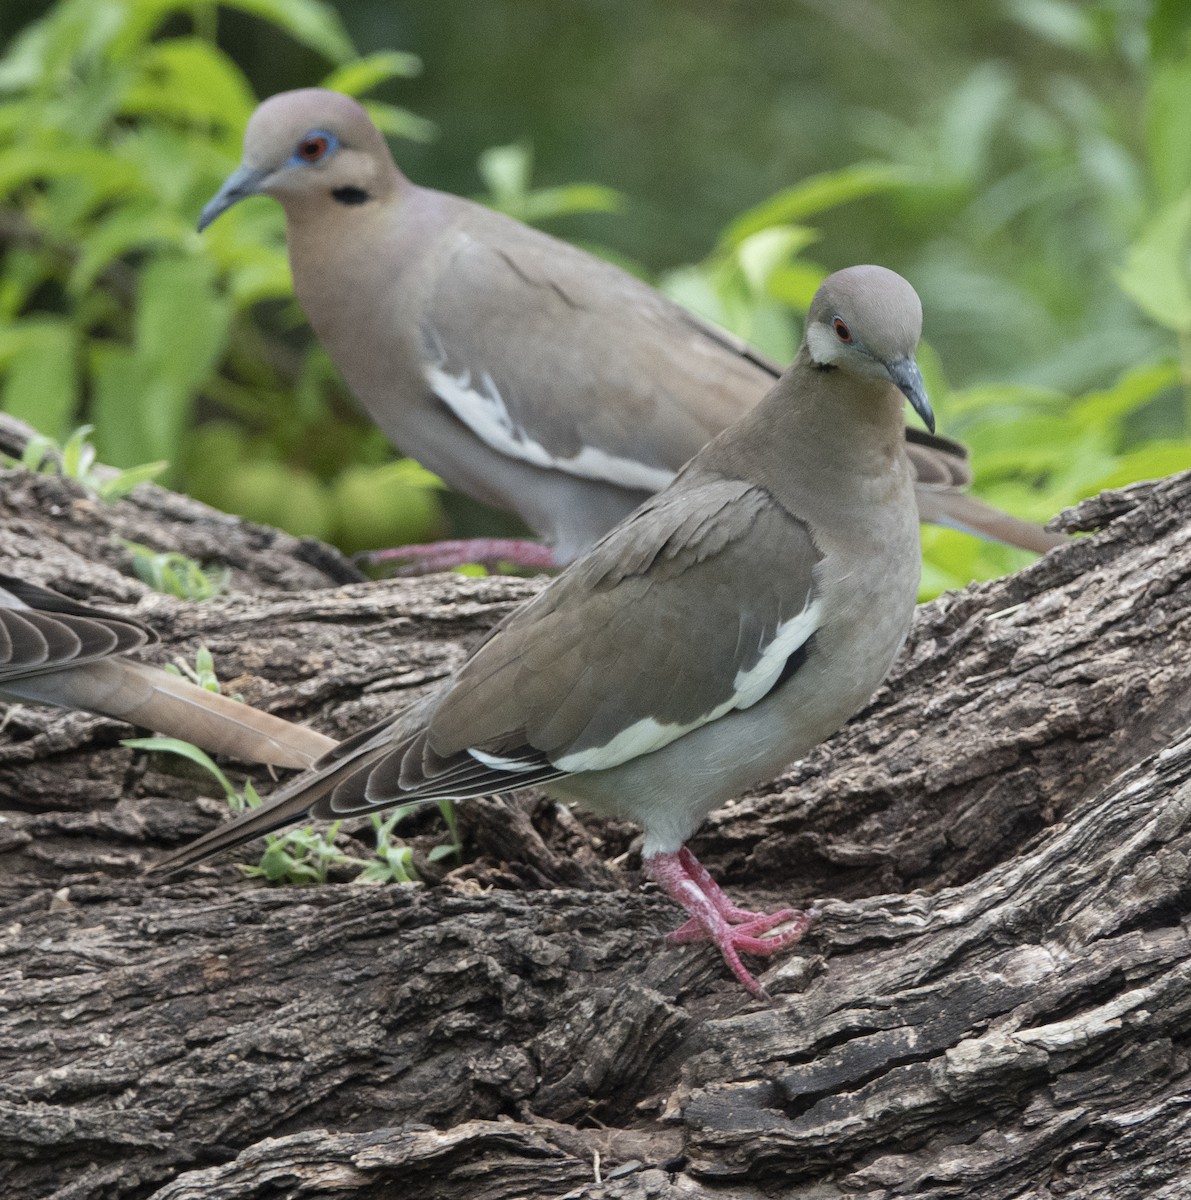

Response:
(198, 89), (403, 231)
(803, 265), (934, 433)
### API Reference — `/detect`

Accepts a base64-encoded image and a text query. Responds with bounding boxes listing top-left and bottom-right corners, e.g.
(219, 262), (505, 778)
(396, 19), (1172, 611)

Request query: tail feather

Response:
(905, 436), (1066, 555)
(905, 429), (973, 488)
(149, 744), (391, 874)
(915, 490), (1066, 555)
(2, 658), (335, 769)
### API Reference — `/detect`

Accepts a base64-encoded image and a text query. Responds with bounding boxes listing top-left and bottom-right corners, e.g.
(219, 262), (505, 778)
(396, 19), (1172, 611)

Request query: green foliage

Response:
(123, 735), (241, 798)
(126, 732), (353, 883)
(2, 424), (167, 500)
(120, 538), (229, 599)
(1, 0), (1189, 602)
(161, 644), (240, 702)
(646, 12), (1191, 596)
(126, 728), (458, 884)
(351, 810), (420, 883)
(241, 813), (345, 885)
(475, 140), (623, 225)
(0, 0), (443, 551)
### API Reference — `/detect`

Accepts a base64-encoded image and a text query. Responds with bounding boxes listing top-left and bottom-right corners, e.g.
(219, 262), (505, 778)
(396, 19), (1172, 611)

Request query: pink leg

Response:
(362, 538), (558, 575)
(676, 846), (773, 923)
(646, 847), (816, 998)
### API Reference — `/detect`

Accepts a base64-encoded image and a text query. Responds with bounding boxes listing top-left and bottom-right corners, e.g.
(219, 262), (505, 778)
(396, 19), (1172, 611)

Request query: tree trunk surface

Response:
(1, 413), (1189, 1200)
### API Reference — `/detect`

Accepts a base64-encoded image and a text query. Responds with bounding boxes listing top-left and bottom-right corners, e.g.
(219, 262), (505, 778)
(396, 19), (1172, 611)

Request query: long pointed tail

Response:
(2, 658), (335, 769)
(915, 490), (1066, 555)
(148, 745), (391, 874)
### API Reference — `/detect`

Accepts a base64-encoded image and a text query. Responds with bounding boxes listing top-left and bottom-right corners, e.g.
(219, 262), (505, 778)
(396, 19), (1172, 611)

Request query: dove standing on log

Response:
(0, 573), (334, 769)
(197, 88), (1063, 572)
(158, 265), (930, 996)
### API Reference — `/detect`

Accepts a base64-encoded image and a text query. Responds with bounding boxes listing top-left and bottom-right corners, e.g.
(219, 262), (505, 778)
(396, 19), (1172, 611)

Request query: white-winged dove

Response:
(156, 265), (930, 996)
(0, 573), (334, 769)
(198, 88), (1063, 571)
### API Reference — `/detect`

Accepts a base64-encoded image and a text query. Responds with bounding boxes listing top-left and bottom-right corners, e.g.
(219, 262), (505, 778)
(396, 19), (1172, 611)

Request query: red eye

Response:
(298, 136), (329, 162)
(832, 317), (852, 343)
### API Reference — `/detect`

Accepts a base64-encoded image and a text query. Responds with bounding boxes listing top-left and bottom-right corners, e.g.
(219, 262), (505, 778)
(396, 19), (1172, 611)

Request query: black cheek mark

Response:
(774, 633), (815, 691)
(332, 186), (370, 206)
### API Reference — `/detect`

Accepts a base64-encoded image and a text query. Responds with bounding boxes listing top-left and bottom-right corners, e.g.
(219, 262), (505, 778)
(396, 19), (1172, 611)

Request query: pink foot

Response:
(361, 538), (558, 575)
(646, 846), (816, 998)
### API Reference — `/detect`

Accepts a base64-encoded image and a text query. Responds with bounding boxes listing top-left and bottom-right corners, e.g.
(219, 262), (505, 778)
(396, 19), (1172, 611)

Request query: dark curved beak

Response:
(197, 164), (271, 232)
(887, 356), (935, 433)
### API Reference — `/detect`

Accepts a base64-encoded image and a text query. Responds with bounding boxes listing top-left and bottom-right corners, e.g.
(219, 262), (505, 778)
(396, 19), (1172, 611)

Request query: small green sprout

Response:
(126, 737), (461, 885)
(163, 643), (242, 701)
(125, 735), (344, 885)
(433, 798), (463, 865)
(5, 425), (167, 502)
(119, 539), (229, 600)
(352, 809), (421, 883)
(242, 819), (346, 886)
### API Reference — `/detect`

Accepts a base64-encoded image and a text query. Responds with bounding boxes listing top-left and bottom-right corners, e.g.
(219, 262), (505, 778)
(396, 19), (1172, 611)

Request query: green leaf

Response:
(120, 539), (227, 599)
(90, 344), (155, 466)
(1147, 53), (1191, 204)
(0, 145), (142, 206)
(215, 0), (357, 64)
(69, 204), (190, 297)
(137, 255), (231, 394)
(1091, 440), (1191, 490)
(522, 184), (623, 222)
(122, 735), (236, 801)
(0, 318), (77, 440)
(1071, 360), (1181, 431)
(89, 255), (230, 469)
(1117, 188), (1191, 332)
(659, 265), (732, 330)
(766, 261), (829, 312)
(18, 433), (56, 473)
(60, 424), (97, 479)
(121, 38), (257, 129)
(322, 51), (422, 96)
(0, 246), (54, 322)
(362, 101), (437, 144)
(436, 798), (461, 863)
(96, 459), (169, 501)
(721, 164), (910, 247)
(1149, 0), (1191, 62)
(1004, 0), (1098, 52)
(478, 141), (532, 208)
(734, 225), (818, 294)
(0, 18), (52, 93)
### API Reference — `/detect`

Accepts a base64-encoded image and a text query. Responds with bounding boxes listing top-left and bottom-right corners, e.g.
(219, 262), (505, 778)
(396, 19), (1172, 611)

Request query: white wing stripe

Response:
(468, 747), (544, 773)
(731, 598), (821, 709)
(426, 363), (674, 492)
(553, 597), (821, 774)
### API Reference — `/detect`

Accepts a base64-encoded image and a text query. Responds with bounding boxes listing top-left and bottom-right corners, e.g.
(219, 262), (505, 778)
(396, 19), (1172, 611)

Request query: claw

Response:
(646, 846), (815, 996)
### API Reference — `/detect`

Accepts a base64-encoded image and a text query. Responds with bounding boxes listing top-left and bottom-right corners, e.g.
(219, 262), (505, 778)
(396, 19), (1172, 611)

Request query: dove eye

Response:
(298, 136), (329, 161)
(832, 317), (852, 343)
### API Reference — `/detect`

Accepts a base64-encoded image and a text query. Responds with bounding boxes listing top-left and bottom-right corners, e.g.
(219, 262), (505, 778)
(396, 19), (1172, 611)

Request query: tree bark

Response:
(1, 413), (1188, 1199)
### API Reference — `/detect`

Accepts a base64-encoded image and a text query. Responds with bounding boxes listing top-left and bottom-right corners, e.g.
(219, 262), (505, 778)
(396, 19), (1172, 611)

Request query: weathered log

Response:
(1, 412), (1188, 1200)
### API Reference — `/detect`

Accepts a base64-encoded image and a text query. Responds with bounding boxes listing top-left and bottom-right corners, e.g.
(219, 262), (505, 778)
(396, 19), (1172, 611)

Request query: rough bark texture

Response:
(1, 411), (1188, 1199)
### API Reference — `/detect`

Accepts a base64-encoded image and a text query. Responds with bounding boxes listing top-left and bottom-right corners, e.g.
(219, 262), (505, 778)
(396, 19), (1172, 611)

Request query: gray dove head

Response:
(804, 265), (934, 433)
(198, 89), (400, 231)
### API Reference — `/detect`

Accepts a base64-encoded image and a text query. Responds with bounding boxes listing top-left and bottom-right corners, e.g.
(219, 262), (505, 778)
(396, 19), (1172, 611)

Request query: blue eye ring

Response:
(290, 130), (338, 165)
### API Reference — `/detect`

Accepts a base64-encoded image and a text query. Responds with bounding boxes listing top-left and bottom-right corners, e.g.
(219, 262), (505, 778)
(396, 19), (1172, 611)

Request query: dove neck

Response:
(701, 348), (911, 512)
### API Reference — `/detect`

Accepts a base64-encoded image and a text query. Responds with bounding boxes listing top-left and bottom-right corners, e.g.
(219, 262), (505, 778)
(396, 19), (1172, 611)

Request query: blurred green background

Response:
(0, 0), (1188, 596)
